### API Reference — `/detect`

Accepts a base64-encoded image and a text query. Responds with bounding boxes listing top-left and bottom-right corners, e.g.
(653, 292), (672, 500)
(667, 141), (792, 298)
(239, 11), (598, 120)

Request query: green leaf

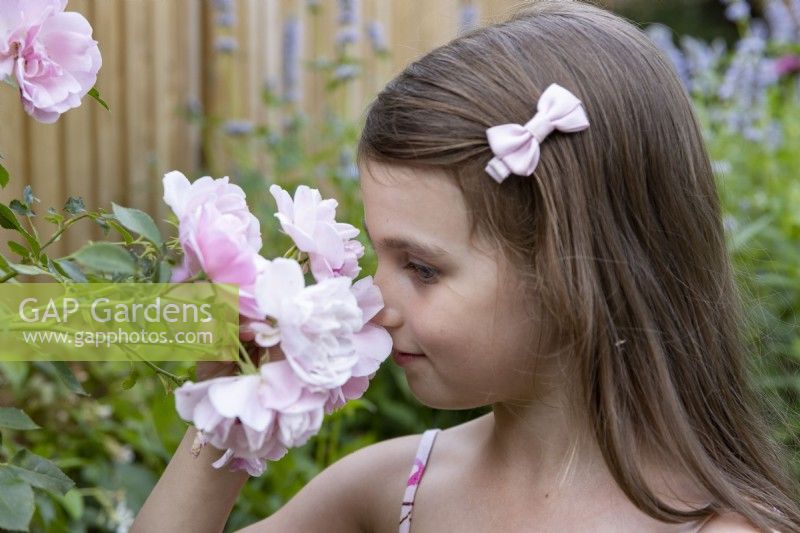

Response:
(0, 203), (22, 230)
(8, 200), (31, 217)
(88, 86), (109, 111)
(44, 208), (63, 225)
(54, 489), (83, 521)
(9, 263), (51, 277)
(63, 197), (85, 216)
(106, 218), (134, 244)
(71, 242), (136, 275)
(0, 252), (11, 272)
(121, 370), (138, 390)
(8, 449), (75, 495)
(46, 257), (67, 279)
(0, 407), (39, 430)
(53, 259), (87, 283)
(0, 204), (40, 254)
(112, 203), (163, 247)
(0, 161), (8, 189)
(7, 241), (28, 258)
(0, 362), (29, 389)
(0, 467), (35, 531)
(33, 491), (56, 527)
(34, 362), (89, 396)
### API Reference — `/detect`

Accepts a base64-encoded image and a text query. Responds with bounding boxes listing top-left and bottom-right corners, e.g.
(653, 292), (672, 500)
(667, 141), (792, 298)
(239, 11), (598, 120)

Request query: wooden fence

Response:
(0, 0), (623, 258)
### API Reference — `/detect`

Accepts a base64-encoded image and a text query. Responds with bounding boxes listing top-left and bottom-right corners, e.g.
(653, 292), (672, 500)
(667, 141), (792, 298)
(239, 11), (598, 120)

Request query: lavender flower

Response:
(751, 19), (770, 41)
(215, 35), (238, 54)
(224, 120), (255, 136)
(680, 35), (727, 96)
(282, 17), (302, 104)
(458, 3), (479, 34)
(335, 0), (360, 50)
(646, 24), (690, 89)
(213, 0), (234, 10)
(216, 11), (236, 28)
(724, 1), (751, 22)
(337, 0), (359, 26)
(717, 30), (779, 140)
(336, 27), (359, 47)
(719, 33), (772, 100)
(333, 64), (359, 82)
(213, 0), (236, 29)
(366, 20), (388, 54)
(764, 0), (797, 44)
(791, 0), (800, 22)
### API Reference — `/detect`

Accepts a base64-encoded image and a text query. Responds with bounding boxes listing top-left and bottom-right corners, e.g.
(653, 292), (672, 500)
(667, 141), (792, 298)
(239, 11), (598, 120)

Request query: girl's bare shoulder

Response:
(358, 416), (487, 533)
(237, 430), (430, 533)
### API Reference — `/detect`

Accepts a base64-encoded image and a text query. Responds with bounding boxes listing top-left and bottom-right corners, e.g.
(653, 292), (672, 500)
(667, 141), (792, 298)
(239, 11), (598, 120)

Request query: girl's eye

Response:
(404, 261), (439, 284)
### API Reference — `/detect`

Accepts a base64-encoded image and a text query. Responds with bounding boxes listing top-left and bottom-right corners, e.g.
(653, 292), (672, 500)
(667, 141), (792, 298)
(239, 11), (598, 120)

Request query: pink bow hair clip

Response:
(484, 83), (590, 184)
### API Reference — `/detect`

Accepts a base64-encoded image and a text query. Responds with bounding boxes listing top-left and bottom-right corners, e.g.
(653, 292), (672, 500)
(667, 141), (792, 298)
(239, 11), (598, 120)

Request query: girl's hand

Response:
(195, 340), (265, 381)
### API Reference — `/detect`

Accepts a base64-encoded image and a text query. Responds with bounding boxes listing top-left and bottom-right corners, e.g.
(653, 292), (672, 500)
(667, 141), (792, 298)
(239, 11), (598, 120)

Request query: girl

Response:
(134, 1), (800, 531)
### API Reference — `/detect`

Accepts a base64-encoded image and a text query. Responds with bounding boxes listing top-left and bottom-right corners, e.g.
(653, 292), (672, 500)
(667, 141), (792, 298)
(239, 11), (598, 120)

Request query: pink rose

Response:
(269, 184), (365, 281)
(175, 360), (328, 474)
(254, 258), (364, 389)
(310, 235), (365, 281)
(0, 0), (102, 123)
(163, 171), (265, 319)
(275, 403), (325, 448)
(324, 276), (392, 413)
(323, 374), (372, 414)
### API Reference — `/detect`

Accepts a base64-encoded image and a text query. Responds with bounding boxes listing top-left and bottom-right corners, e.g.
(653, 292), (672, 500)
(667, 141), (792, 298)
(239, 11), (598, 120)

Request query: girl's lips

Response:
(392, 351), (426, 365)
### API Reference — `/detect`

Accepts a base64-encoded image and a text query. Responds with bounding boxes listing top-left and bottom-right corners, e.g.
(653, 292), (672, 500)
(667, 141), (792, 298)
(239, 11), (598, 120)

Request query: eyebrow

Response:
(361, 216), (449, 259)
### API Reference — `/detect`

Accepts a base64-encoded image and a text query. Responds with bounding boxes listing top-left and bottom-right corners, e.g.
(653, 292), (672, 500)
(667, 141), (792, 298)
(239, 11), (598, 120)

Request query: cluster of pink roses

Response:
(0, 0), (101, 123)
(163, 171), (392, 476)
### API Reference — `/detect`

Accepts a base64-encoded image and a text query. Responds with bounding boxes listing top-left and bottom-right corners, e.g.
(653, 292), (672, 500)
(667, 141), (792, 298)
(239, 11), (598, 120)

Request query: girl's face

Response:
(360, 161), (554, 410)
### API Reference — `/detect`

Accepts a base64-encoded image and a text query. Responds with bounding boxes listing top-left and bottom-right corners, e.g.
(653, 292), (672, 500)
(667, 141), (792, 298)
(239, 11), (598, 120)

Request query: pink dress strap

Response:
(398, 428), (441, 533)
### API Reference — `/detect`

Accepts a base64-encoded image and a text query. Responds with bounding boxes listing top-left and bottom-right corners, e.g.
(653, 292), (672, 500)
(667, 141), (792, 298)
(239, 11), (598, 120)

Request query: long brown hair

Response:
(357, 0), (800, 530)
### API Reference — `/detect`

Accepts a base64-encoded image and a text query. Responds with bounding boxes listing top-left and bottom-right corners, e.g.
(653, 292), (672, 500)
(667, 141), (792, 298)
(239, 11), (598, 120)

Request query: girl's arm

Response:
(131, 425), (249, 533)
(134, 422), (383, 533)
(132, 360), (251, 532)
(133, 354), (378, 533)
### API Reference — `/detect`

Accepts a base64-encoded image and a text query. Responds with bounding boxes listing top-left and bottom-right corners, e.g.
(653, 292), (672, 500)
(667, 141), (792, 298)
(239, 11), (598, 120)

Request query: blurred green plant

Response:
(648, 0), (800, 480)
(709, 81), (800, 480)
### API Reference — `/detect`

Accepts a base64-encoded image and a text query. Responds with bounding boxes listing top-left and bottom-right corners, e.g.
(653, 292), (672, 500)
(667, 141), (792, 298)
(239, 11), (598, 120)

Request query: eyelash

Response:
(404, 261), (439, 285)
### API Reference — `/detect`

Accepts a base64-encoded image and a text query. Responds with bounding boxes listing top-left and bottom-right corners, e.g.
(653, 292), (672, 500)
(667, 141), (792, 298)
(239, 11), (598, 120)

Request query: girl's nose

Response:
(371, 306), (402, 329)
(371, 264), (402, 328)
